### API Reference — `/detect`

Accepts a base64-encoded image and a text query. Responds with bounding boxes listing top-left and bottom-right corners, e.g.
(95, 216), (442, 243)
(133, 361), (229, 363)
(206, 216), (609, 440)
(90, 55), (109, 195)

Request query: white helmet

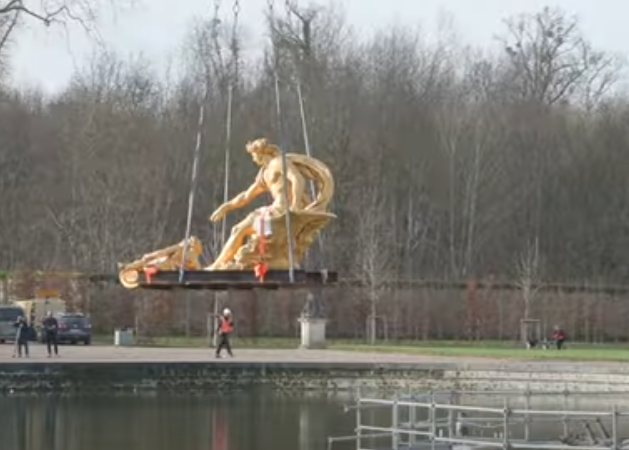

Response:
(223, 308), (231, 316)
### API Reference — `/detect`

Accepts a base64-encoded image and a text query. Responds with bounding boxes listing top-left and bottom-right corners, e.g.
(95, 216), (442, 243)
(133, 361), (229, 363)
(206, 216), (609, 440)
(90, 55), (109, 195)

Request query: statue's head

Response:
(246, 138), (280, 165)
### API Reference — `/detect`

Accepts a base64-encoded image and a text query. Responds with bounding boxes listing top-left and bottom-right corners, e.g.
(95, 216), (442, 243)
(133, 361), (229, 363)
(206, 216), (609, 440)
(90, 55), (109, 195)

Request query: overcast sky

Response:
(8, 0), (629, 94)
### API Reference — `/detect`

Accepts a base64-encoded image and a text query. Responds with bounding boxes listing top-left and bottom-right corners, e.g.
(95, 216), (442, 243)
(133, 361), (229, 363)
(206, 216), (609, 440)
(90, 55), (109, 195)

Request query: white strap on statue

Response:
(255, 207), (273, 237)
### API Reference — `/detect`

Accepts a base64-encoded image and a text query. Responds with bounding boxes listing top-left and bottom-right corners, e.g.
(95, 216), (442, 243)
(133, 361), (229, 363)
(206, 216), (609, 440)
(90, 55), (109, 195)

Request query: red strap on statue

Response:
(254, 261), (268, 282)
(144, 266), (158, 284)
(254, 209), (269, 282)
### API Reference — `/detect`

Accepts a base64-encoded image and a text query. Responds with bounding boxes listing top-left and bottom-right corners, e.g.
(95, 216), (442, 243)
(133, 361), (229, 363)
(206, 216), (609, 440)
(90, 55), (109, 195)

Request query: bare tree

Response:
(516, 238), (542, 321)
(497, 6), (622, 109)
(352, 184), (393, 344)
(436, 84), (511, 279)
(0, 10), (17, 80)
(183, 14), (238, 97)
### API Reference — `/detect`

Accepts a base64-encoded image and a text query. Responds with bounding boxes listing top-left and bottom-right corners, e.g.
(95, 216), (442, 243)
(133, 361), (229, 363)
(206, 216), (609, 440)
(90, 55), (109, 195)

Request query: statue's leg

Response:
(211, 215), (256, 267)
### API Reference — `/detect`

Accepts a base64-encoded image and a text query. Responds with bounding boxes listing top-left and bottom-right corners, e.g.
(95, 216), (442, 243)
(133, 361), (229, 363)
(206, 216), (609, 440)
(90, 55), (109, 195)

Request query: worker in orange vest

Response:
(215, 308), (234, 359)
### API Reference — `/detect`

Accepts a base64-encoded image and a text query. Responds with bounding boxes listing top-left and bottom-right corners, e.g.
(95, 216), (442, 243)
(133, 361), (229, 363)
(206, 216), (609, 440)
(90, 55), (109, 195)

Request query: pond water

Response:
(1, 390), (628, 450)
(0, 390), (352, 450)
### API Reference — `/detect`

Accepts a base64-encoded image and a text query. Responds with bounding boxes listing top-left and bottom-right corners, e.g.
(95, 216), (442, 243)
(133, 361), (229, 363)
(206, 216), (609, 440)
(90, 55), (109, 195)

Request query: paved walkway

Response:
(0, 343), (458, 363)
(1, 343), (628, 373)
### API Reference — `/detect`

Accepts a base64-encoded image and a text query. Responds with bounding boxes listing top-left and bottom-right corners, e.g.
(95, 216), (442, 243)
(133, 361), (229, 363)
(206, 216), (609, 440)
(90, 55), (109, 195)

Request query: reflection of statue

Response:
(208, 138), (335, 271)
(118, 237), (203, 288)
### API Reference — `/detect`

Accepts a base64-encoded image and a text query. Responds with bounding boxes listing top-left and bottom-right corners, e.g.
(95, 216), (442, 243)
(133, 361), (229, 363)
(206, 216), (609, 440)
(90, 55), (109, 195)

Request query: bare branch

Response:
(0, 9), (17, 49)
(1, 0), (134, 46)
(1, 1), (75, 27)
(0, 9), (18, 80)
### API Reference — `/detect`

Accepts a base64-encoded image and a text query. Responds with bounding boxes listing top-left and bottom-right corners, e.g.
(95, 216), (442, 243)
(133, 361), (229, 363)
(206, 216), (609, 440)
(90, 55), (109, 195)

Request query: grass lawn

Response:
(89, 334), (629, 361)
(331, 342), (629, 361)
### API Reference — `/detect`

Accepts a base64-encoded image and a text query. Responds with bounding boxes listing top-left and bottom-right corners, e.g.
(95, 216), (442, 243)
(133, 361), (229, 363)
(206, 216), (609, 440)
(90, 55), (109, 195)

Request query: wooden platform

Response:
(136, 269), (338, 290)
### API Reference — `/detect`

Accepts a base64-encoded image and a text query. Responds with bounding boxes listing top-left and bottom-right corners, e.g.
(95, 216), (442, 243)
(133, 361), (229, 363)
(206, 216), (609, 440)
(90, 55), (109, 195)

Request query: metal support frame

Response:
(328, 390), (627, 450)
(131, 269), (338, 291)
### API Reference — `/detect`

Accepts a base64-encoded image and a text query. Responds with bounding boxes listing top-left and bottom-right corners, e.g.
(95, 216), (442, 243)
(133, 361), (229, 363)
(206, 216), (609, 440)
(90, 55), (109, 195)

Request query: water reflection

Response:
(0, 391), (353, 450)
(3, 391), (629, 450)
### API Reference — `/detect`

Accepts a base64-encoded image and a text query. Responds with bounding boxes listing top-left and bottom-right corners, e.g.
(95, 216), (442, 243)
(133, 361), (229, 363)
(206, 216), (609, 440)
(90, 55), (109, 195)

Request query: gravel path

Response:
(1, 344), (628, 373)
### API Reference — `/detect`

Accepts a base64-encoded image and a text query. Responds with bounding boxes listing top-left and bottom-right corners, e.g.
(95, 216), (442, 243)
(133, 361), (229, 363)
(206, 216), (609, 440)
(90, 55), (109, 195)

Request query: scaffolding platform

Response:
(328, 390), (629, 450)
(133, 269), (338, 290)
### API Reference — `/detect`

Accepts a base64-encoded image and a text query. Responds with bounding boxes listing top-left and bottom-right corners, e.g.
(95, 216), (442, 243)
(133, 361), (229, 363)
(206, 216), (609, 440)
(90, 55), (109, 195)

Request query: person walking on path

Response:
(13, 316), (29, 358)
(42, 311), (60, 357)
(215, 308), (234, 359)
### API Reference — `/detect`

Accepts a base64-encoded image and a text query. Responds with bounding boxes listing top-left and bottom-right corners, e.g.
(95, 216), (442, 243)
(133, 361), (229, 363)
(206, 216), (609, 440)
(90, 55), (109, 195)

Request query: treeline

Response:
(2, 5), (629, 336)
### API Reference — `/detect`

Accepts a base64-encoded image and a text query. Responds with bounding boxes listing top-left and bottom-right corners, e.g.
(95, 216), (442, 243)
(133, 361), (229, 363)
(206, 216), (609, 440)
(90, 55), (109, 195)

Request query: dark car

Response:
(53, 313), (92, 345)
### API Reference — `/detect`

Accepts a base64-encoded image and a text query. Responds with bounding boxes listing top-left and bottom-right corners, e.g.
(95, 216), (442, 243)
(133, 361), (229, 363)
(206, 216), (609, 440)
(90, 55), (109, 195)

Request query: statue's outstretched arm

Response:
(227, 180), (265, 210)
(210, 179), (265, 222)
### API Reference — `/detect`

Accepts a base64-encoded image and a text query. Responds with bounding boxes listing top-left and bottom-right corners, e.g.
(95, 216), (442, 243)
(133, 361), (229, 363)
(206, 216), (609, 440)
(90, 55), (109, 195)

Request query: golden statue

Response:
(208, 138), (335, 271)
(117, 138), (335, 287)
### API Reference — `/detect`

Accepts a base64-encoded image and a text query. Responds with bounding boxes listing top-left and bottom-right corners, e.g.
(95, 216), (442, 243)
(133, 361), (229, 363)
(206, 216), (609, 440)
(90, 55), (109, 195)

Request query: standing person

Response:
(551, 325), (566, 350)
(42, 311), (59, 357)
(215, 308), (234, 359)
(13, 316), (29, 358)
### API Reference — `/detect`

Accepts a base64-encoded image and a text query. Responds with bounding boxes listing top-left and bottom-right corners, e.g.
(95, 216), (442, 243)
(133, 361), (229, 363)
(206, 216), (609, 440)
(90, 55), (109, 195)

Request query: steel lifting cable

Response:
(287, 0), (326, 256)
(295, 81), (325, 250)
(274, 73), (297, 283)
(220, 0), (240, 247)
(178, 91), (208, 283)
(283, 1), (316, 203)
(268, 0), (297, 283)
(295, 85), (316, 200)
(178, 0), (223, 283)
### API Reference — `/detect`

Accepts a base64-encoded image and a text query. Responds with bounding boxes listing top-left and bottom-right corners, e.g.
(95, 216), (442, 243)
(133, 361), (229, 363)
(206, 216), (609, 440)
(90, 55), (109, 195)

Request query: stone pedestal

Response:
(298, 316), (327, 349)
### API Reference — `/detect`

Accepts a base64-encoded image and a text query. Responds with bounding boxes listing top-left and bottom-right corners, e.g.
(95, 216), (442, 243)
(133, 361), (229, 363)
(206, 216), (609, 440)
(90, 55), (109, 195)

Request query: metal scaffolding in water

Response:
(327, 390), (629, 450)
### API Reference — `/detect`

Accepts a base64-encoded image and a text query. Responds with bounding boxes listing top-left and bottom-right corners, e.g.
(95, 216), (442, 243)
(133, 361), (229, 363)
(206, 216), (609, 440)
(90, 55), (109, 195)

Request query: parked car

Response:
(41, 312), (92, 345)
(0, 305), (25, 344)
